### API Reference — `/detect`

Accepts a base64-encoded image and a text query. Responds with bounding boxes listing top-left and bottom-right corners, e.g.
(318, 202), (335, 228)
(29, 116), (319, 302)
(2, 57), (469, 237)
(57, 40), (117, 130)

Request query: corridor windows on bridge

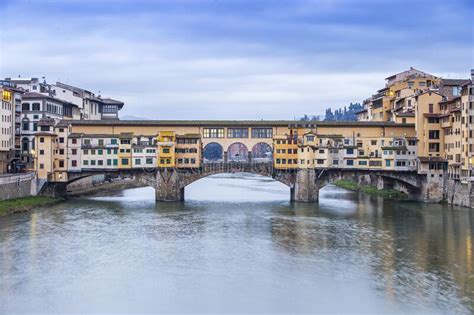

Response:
(203, 142), (223, 162)
(251, 128), (272, 138)
(228, 142), (248, 162)
(227, 128), (249, 138)
(251, 142), (272, 162)
(203, 128), (224, 138)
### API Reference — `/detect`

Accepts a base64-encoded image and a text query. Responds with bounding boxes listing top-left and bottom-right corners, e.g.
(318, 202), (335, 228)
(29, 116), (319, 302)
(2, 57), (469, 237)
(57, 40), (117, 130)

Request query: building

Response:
(1, 77), (125, 171)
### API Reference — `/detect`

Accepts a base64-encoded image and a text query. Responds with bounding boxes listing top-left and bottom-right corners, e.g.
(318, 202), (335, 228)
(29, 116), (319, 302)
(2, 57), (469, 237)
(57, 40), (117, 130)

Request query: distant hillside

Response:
(297, 102), (362, 122)
(324, 103), (362, 121)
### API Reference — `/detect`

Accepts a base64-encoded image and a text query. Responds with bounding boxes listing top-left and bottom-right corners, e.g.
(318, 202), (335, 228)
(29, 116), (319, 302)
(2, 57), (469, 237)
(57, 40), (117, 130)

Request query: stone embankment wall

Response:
(446, 180), (473, 209)
(0, 172), (37, 201)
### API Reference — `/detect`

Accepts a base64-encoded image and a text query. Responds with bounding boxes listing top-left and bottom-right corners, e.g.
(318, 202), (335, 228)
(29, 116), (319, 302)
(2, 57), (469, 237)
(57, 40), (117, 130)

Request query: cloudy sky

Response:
(0, 0), (472, 119)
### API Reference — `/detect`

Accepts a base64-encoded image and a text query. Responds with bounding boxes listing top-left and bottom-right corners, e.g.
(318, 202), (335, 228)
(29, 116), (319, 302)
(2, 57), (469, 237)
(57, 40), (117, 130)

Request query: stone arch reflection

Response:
(227, 142), (249, 162)
(251, 142), (273, 162)
(203, 142), (224, 162)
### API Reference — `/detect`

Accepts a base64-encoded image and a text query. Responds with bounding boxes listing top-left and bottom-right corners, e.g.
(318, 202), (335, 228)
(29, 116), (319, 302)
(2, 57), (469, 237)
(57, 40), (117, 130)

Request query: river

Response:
(0, 173), (473, 313)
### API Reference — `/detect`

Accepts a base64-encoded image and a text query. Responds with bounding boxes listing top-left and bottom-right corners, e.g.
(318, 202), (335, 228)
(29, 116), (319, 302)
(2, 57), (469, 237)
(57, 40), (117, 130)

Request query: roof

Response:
(418, 156), (447, 163)
(91, 97), (125, 109)
(37, 118), (56, 126)
(396, 112), (415, 117)
(439, 96), (461, 104)
(441, 79), (470, 86)
(385, 67), (436, 80)
(34, 132), (57, 137)
(56, 119), (415, 128)
(176, 133), (201, 139)
(382, 146), (408, 151)
(355, 109), (368, 114)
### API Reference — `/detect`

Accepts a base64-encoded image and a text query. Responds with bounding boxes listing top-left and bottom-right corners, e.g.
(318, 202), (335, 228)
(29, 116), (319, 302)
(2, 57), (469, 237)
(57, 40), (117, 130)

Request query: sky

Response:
(0, 0), (473, 120)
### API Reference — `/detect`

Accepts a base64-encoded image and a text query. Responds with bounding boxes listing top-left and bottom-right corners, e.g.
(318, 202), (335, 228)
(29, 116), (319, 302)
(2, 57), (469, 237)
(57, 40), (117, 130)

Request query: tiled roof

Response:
(57, 119), (415, 128)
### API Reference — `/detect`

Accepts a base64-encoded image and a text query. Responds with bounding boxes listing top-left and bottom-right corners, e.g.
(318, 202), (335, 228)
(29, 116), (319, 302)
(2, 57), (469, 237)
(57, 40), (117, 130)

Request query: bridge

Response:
(34, 119), (445, 203)
(41, 162), (435, 203)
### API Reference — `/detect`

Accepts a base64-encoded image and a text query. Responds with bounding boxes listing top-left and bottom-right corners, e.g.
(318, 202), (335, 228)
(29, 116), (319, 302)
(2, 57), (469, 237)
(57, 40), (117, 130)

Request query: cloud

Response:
(0, 0), (472, 119)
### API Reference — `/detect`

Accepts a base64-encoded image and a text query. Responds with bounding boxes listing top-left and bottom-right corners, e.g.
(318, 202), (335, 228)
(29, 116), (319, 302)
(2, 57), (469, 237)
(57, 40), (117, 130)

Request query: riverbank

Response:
(333, 179), (407, 199)
(0, 196), (62, 216)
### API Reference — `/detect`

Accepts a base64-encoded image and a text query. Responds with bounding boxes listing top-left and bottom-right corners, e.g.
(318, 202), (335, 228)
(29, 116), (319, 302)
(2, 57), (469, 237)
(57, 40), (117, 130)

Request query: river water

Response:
(0, 173), (473, 313)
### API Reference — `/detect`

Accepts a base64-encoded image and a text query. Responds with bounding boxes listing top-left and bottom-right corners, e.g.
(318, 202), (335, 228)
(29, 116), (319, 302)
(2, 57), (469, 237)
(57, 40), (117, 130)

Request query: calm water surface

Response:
(0, 173), (473, 313)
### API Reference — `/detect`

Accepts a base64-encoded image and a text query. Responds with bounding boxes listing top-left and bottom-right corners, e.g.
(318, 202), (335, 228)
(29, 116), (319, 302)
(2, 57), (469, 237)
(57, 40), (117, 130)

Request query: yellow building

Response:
(157, 131), (176, 167)
(176, 134), (201, 168)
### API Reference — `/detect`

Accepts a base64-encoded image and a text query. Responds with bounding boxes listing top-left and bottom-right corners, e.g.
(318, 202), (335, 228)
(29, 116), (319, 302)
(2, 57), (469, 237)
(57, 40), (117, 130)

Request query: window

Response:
(453, 86), (461, 96)
(84, 139), (91, 145)
(346, 148), (354, 154)
(98, 160), (103, 166)
(333, 160), (339, 165)
(83, 160), (89, 166)
(163, 148), (170, 153)
(135, 158), (141, 165)
(71, 138), (77, 144)
(90, 160), (96, 166)
(32, 102), (40, 111)
(346, 159), (354, 166)
(22, 121), (29, 131)
(98, 149), (103, 155)
(59, 149), (64, 155)
(121, 139), (131, 145)
(317, 159), (324, 164)
(429, 143), (440, 152)
(98, 139), (104, 146)
(39, 150), (44, 155)
(121, 158), (129, 165)
(428, 104), (434, 114)
(111, 139), (117, 145)
(107, 159), (112, 166)
(113, 159), (118, 166)
(358, 160), (367, 166)
(227, 128), (249, 138)
(146, 158), (153, 164)
(39, 163), (44, 169)
(428, 130), (440, 139)
(59, 160), (65, 168)
(251, 128), (273, 138)
(59, 137), (64, 143)
(385, 160), (391, 167)
(22, 103), (30, 111)
(371, 140), (377, 145)
(306, 136), (315, 141)
(40, 137), (44, 143)
(203, 128), (224, 138)
(33, 123), (37, 131)
(71, 160), (77, 167)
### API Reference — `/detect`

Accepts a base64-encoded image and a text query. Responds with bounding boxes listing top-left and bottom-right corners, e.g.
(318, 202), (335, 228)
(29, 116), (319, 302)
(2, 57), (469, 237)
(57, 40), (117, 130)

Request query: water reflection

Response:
(0, 173), (472, 313)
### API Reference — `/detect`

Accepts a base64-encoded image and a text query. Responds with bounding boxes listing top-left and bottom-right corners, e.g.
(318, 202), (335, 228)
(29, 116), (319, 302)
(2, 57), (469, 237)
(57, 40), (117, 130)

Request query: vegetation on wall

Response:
(333, 179), (407, 199)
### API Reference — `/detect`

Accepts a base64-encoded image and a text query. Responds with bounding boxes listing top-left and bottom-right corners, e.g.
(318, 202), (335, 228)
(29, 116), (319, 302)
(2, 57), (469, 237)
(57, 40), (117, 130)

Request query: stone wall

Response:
(0, 172), (36, 201)
(446, 179), (473, 208)
(67, 174), (107, 192)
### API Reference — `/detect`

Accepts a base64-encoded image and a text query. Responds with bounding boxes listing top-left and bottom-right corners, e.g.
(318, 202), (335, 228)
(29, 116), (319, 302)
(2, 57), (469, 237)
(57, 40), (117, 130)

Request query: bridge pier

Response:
(291, 169), (319, 202)
(154, 169), (185, 201)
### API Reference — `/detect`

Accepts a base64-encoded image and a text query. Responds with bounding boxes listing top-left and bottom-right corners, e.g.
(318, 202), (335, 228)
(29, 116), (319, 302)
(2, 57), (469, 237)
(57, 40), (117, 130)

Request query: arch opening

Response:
(227, 142), (249, 162)
(251, 142), (273, 162)
(203, 142), (224, 162)
(185, 172), (290, 202)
